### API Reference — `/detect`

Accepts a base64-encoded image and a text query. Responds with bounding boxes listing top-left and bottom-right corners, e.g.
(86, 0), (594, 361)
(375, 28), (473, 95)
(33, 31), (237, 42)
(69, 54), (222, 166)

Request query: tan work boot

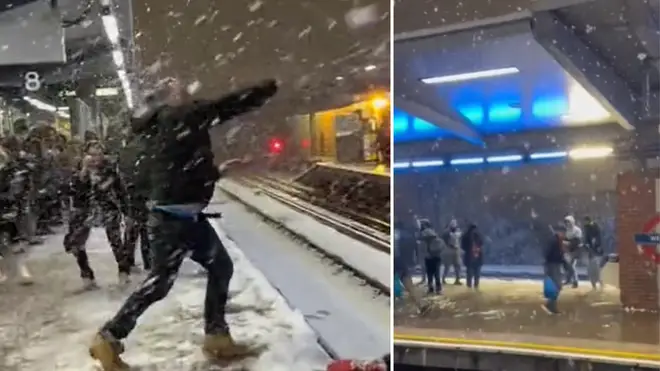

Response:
(89, 332), (130, 371)
(17, 261), (34, 286)
(202, 333), (262, 361)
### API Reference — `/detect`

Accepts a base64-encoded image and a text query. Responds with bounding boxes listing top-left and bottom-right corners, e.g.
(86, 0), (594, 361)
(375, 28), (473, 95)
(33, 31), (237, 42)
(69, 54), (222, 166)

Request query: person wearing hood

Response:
(89, 78), (278, 370)
(441, 219), (463, 285)
(417, 219), (444, 294)
(461, 223), (484, 290)
(562, 215), (583, 288)
(394, 219), (428, 313)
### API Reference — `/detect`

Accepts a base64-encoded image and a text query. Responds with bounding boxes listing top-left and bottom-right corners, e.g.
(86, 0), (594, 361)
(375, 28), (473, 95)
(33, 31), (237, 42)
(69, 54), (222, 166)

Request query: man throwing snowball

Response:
(89, 78), (278, 370)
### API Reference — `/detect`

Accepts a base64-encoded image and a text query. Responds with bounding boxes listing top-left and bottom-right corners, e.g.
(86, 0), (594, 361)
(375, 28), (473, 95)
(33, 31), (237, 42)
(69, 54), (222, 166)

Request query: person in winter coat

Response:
(583, 216), (603, 290)
(64, 141), (130, 289)
(118, 128), (152, 272)
(562, 215), (583, 288)
(89, 78), (278, 370)
(461, 224), (484, 290)
(544, 226), (566, 314)
(0, 145), (33, 284)
(394, 219), (428, 313)
(441, 219), (463, 285)
(3, 136), (41, 246)
(417, 219), (444, 294)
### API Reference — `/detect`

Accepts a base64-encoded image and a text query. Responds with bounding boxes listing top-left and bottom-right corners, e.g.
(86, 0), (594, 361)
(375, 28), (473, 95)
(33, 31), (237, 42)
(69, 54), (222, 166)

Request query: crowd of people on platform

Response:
(0, 80), (389, 371)
(394, 213), (604, 315)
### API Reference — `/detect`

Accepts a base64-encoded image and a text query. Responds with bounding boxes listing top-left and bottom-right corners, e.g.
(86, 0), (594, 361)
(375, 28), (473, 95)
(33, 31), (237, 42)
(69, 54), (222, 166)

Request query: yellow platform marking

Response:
(394, 333), (660, 362)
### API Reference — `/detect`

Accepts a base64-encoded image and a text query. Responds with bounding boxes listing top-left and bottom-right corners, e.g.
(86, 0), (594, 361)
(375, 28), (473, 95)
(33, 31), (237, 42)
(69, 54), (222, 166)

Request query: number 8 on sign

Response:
(24, 72), (41, 92)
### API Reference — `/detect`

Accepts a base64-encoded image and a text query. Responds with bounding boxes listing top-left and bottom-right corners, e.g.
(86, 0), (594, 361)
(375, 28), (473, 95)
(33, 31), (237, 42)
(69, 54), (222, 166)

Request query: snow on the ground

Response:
(218, 179), (390, 290)
(0, 223), (329, 371)
(212, 199), (389, 359)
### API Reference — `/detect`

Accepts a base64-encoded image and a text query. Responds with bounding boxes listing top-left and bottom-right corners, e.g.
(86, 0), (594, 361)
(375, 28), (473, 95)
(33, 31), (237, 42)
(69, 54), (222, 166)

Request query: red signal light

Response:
(269, 138), (283, 154)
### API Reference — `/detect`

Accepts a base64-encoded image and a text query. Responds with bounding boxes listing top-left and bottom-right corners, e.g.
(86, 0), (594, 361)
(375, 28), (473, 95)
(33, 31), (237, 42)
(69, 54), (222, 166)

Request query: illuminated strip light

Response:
(421, 67), (520, 85)
(23, 96), (70, 119)
(64, 88), (119, 97)
(486, 154), (523, 163)
(101, 6), (134, 109)
(101, 14), (120, 45)
(411, 160), (444, 168)
(568, 147), (613, 160)
(392, 162), (411, 169)
(530, 151), (568, 160)
(450, 157), (484, 165)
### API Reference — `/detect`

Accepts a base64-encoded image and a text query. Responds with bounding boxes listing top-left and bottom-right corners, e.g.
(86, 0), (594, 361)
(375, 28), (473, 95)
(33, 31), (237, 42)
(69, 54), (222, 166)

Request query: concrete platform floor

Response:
(394, 279), (660, 358)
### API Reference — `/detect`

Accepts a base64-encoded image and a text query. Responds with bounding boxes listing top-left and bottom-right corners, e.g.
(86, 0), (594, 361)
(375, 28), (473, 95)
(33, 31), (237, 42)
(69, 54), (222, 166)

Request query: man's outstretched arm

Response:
(195, 79), (278, 128)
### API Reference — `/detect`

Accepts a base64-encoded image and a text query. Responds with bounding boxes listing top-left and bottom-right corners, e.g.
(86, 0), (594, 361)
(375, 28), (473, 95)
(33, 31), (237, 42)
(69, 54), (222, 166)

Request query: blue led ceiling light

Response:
(486, 154), (523, 163)
(392, 161), (411, 169)
(421, 67), (521, 85)
(450, 157), (485, 165)
(411, 160), (445, 168)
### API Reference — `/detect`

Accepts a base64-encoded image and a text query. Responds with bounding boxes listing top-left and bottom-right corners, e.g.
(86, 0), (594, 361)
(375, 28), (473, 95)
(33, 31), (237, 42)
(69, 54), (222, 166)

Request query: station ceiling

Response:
(132, 0), (390, 116)
(393, 0), (660, 144)
(0, 0), (132, 104)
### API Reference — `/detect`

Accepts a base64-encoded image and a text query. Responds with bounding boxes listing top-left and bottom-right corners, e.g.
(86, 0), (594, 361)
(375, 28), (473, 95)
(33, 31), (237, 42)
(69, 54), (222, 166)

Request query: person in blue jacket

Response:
(543, 225), (566, 314)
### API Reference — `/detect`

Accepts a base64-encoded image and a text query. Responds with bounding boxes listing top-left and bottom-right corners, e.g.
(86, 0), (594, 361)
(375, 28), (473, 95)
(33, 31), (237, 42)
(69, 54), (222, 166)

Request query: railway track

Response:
(255, 174), (389, 233)
(234, 176), (390, 254)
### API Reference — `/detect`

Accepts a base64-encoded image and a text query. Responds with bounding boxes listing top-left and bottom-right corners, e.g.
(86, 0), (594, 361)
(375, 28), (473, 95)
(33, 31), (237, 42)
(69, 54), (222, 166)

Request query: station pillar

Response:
(68, 83), (99, 139)
(616, 171), (659, 311)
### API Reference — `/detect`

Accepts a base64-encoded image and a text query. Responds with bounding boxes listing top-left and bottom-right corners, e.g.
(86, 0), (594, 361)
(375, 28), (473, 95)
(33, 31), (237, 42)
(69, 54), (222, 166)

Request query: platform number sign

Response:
(24, 71), (41, 92)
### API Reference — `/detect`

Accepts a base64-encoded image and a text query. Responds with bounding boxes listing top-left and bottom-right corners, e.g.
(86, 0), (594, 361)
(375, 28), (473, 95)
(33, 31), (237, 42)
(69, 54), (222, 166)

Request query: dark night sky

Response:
(133, 0), (390, 114)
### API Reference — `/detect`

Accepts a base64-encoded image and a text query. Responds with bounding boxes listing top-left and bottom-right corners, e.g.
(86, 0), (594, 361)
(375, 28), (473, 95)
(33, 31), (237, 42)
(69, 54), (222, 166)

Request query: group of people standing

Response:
(393, 217), (484, 314)
(394, 213), (604, 316)
(0, 123), (150, 286)
(543, 214), (604, 314)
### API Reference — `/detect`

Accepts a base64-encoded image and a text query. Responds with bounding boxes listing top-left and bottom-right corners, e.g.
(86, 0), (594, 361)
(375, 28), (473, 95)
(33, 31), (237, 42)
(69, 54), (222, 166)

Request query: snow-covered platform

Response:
(0, 220), (330, 370)
(217, 179), (390, 291)
(214, 197), (390, 360)
(394, 279), (660, 370)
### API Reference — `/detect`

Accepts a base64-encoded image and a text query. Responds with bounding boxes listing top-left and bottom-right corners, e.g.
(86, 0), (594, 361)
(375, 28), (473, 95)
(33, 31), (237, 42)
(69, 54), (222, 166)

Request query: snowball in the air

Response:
(345, 4), (379, 29)
(187, 81), (202, 94)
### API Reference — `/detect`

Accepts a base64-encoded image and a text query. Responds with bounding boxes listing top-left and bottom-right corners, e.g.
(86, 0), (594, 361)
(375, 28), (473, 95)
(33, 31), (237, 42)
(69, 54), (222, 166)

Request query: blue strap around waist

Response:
(152, 204), (205, 220)
(151, 204), (222, 221)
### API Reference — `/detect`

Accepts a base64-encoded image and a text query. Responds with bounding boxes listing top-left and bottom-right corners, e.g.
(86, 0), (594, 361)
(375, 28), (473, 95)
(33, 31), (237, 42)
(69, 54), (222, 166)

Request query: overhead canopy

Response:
(0, 0), (132, 87)
(393, 0), (659, 144)
(132, 0), (390, 116)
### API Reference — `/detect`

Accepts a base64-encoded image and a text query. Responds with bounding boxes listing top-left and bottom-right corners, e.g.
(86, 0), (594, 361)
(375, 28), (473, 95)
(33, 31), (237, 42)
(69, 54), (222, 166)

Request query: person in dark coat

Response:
(543, 226), (566, 314)
(63, 141), (130, 289)
(89, 78), (278, 370)
(417, 219), (444, 294)
(118, 128), (152, 271)
(394, 219), (428, 313)
(461, 224), (484, 290)
(583, 216), (604, 290)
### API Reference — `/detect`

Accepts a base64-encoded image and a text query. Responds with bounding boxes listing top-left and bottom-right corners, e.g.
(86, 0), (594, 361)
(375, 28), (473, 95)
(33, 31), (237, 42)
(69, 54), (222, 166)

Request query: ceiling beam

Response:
(394, 11), (532, 43)
(394, 95), (484, 146)
(532, 11), (640, 130)
(531, 0), (597, 12)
